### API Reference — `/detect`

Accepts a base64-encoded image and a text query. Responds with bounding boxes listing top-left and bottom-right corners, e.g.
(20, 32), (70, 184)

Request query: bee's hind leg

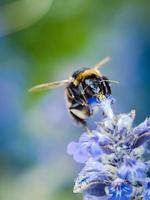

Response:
(70, 111), (92, 135)
(84, 125), (92, 135)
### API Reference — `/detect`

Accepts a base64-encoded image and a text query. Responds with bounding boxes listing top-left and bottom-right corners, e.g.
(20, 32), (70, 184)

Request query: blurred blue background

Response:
(0, 0), (149, 200)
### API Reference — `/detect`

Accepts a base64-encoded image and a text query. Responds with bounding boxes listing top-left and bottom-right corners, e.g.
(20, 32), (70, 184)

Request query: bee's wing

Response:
(29, 80), (69, 92)
(93, 57), (111, 70)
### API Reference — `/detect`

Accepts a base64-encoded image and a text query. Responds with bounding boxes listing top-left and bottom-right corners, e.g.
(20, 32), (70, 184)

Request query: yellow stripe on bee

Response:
(73, 69), (101, 86)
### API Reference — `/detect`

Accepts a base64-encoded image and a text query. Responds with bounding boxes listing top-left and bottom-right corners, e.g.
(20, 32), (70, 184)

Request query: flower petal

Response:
(118, 157), (147, 182)
(99, 98), (114, 119)
(132, 132), (150, 149)
(74, 160), (110, 193)
(73, 149), (89, 163)
(90, 142), (103, 159)
(108, 180), (132, 200)
(117, 110), (135, 133)
(67, 142), (79, 155)
(84, 183), (106, 197)
(79, 133), (91, 143)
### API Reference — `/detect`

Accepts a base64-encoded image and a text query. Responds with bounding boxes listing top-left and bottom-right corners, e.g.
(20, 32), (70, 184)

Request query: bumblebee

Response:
(29, 57), (118, 133)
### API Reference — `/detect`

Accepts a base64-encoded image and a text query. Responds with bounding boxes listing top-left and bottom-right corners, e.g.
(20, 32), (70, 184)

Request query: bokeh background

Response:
(0, 0), (150, 200)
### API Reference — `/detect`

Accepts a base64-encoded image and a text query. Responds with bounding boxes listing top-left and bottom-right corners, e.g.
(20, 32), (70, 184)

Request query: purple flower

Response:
(108, 179), (132, 200)
(67, 131), (113, 163)
(99, 98), (114, 119)
(118, 156), (147, 182)
(67, 108), (150, 200)
(116, 110), (135, 133)
(130, 118), (150, 148)
(67, 140), (89, 163)
(144, 182), (150, 200)
(88, 95), (115, 120)
(74, 159), (112, 194)
(132, 118), (150, 136)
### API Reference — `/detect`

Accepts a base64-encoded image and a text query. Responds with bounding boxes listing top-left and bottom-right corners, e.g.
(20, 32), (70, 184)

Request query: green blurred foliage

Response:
(7, 0), (148, 84)
(8, 0), (121, 82)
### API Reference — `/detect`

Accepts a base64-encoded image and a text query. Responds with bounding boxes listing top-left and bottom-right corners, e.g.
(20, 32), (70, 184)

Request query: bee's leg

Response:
(101, 76), (112, 95)
(84, 125), (92, 135)
(70, 111), (92, 135)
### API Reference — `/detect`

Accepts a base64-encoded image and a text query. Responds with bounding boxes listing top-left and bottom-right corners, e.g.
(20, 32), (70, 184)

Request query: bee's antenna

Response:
(93, 57), (111, 70)
(100, 80), (120, 84)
